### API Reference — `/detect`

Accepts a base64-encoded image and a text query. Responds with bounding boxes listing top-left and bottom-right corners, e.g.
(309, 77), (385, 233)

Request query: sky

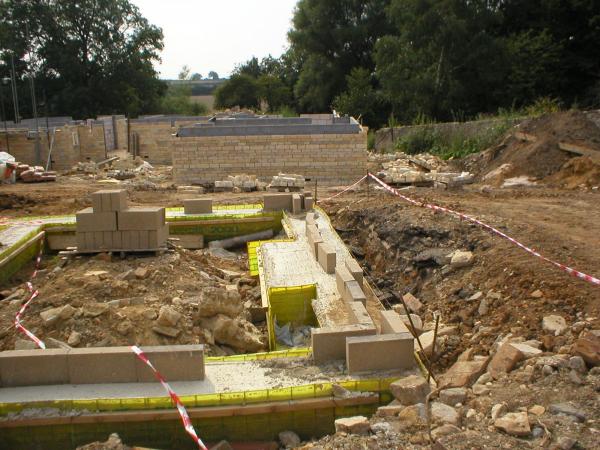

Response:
(131, 0), (298, 80)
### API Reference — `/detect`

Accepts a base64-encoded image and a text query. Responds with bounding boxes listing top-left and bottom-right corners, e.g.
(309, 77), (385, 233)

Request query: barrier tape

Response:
(368, 173), (600, 287)
(14, 243), (46, 349)
(317, 175), (368, 203)
(131, 346), (207, 450)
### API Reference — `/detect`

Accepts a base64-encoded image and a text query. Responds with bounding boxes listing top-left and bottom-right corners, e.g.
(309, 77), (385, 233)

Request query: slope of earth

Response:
(463, 110), (600, 188)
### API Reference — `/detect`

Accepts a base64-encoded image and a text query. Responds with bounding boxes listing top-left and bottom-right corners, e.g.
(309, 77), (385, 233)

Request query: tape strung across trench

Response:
(131, 346), (207, 450)
(14, 239), (46, 349)
(316, 172), (600, 287)
(317, 175), (367, 203)
(367, 173), (600, 287)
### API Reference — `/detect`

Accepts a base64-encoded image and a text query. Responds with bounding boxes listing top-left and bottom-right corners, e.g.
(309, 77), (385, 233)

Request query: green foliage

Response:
(257, 75), (292, 112)
(275, 105), (299, 117)
(367, 130), (376, 150)
(333, 67), (382, 127)
(289, 0), (392, 113)
(157, 84), (207, 115)
(0, 0), (166, 118)
(523, 97), (561, 117)
(214, 74), (259, 109)
(395, 118), (513, 160)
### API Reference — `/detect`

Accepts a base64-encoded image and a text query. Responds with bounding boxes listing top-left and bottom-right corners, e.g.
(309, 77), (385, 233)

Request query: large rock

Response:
(402, 293), (423, 314)
(494, 412), (531, 436)
(509, 343), (542, 359)
(39, 305), (76, 327)
(450, 250), (474, 268)
(542, 315), (568, 336)
(156, 306), (182, 327)
(431, 402), (460, 426)
(278, 430), (301, 448)
(549, 403), (587, 423)
(211, 315), (265, 353)
(397, 313), (423, 334)
(390, 375), (430, 405)
(196, 287), (243, 318)
(488, 343), (524, 379)
(438, 358), (489, 388)
(572, 331), (600, 367)
(334, 416), (370, 435)
(398, 403), (427, 427)
(439, 387), (467, 406)
(431, 424), (461, 441)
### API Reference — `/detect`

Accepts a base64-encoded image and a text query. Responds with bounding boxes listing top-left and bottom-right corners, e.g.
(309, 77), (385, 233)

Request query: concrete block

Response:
(292, 194), (302, 214)
(135, 345), (205, 382)
(305, 197), (314, 210)
(306, 212), (316, 225)
(76, 208), (117, 232)
(343, 280), (367, 306)
(380, 310), (411, 334)
(335, 265), (354, 298)
(345, 258), (363, 287)
(263, 193), (293, 211)
(68, 347), (137, 384)
(76, 232), (87, 250)
(346, 333), (415, 374)
(311, 324), (376, 363)
(307, 226), (323, 257)
(148, 225), (169, 248)
(348, 301), (373, 326)
(184, 198), (213, 215)
(171, 233), (203, 249)
(139, 230), (149, 249)
(317, 242), (336, 274)
(118, 207), (165, 231)
(112, 231), (123, 248)
(0, 349), (69, 387)
(91, 190), (127, 213)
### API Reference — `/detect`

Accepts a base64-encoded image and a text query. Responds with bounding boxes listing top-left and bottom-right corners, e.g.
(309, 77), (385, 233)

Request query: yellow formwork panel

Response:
(267, 284), (318, 350)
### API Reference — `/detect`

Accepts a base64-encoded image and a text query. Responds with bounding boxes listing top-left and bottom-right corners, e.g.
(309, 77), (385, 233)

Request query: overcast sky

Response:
(131, 0), (298, 80)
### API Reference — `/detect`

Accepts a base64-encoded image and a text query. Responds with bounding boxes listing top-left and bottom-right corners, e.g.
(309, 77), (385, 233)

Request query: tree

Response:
(0, 0), (166, 118)
(257, 75), (292, 112)
(333, 67), (383, 127)
(288, 0), (393, 112)
(190, 73), (203, 81)
(214, 74), (259, 109)
(375, 0), (506, 121)
(178, 65), (191, 80)
(158, 83), (207, 115)
(208, 71), (219, 80)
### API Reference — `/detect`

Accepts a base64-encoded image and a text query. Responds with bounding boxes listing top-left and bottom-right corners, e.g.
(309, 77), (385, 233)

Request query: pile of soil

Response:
(463, 110), (600, 187)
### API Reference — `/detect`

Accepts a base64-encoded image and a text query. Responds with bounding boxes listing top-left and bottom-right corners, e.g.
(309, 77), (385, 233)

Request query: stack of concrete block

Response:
(184, 198), (213, 214)
(268, 173), (305, 191)
(76, 189), (168, 252)
(214, 174), (261, 192)
(263, 192), (314, 212)
(305, 220), (336, 273)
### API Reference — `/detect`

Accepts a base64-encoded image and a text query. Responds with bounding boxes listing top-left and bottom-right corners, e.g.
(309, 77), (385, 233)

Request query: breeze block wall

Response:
(172, 131), (368, 186)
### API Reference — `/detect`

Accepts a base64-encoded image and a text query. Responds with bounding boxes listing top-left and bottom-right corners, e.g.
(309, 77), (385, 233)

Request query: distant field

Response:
(190, 95), (215, 111)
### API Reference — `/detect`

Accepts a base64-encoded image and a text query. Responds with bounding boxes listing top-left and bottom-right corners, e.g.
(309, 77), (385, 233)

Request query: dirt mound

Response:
(547, 156), (600, 189)
(464, 110), (600, 187)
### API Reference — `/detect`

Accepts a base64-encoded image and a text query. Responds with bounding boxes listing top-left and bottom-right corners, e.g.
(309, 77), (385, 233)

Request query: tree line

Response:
(216, 0), (600, 128)
(1, 1), (599, 127)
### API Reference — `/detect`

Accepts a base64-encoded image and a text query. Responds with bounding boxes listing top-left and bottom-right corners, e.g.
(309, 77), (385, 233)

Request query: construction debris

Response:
(268, 173), (306, 191)
(371, 152), (474, 188)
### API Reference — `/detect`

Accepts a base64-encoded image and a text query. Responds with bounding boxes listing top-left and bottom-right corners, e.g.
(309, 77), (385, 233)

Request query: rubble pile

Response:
(3, 161), (57, 183)
(268, 173), (306, 191)
(371, 152), (473, 188)
(0, 248), (267, 356)
(214, 174), (263, 192)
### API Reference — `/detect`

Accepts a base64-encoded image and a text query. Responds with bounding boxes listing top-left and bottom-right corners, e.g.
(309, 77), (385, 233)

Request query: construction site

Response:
(0, 108), (598, 450)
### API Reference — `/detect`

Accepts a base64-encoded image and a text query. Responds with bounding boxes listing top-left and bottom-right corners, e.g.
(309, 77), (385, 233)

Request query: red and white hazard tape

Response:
(14, 241), (47, 349)
(131, 346), (207, 450)
(368, 173), (600, 287)
(318, 175), (368, 203)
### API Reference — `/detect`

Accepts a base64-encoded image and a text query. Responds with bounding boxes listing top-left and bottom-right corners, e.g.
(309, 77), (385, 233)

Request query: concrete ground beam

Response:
(346, 333), (415, 374)
(311, 324), (376, 363)
(317, 241), (336, 274)
(379, 310), (411, 334)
